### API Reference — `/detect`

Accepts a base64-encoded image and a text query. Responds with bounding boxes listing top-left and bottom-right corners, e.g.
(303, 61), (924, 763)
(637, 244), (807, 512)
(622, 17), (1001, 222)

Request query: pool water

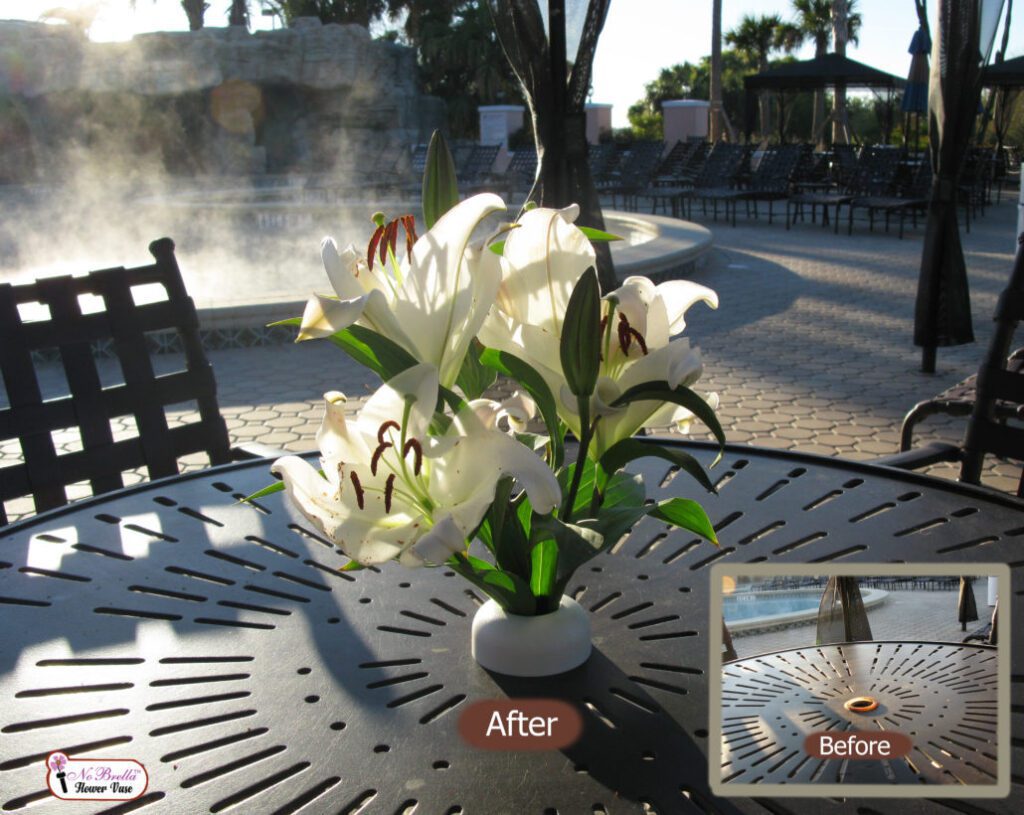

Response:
(723, 592), (821, 622)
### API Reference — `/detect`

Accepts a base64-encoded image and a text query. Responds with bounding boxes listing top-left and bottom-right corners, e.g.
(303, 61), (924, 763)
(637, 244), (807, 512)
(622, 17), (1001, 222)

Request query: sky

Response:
(5, 1), (1023, 129)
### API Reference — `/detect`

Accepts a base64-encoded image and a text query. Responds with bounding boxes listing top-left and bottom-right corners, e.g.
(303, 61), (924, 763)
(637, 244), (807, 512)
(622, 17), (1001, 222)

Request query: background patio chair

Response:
(0, 239), (281, 524)
(875, 235), (1024, 496)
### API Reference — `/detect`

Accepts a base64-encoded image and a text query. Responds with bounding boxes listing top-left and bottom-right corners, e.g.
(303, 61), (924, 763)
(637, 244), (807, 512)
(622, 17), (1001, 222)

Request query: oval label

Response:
(45, 753), (148, 801)
(458, 699), (583, 751)
(804, 731), (913, 760)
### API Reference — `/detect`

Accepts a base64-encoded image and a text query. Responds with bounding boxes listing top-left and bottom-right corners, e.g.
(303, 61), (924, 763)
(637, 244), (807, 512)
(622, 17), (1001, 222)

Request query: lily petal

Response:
(296, 293), (368, 342)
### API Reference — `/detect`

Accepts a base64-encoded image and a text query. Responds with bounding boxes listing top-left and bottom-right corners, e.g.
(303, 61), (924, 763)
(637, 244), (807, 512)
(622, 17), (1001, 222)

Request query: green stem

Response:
(562, 396), (592, 520)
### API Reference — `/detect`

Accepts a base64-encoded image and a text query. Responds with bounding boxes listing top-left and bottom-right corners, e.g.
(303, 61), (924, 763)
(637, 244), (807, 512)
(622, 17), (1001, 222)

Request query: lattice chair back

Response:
(960, 234), (1024, 495)
(0, 238), (231, 524)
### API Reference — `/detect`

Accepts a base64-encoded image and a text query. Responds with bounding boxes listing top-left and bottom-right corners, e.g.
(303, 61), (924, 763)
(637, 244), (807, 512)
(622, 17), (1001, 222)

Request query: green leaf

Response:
(600, 438), (716, 494)
(650, 497), (718, 545)
(242, 481), (284, 502)
(560, 268), (602, 398)
(557, 457), (597, 519)
(422, 130), (459, 230)
(610, 381), (726, 460)
(602, 470), (645, 509)
(324, 324), (416, 381)
(455, 338), (497, 401)
(479, 347), (564, 468)
(532, 515), (608, 599)
(268, 316), (301, 328)
(488, 239), (506, 256)
(578, 225), (624, 242)
(339, 559), (366, 572)
(488, 478), (532, 581)
(579, 505), (649, 550)
(448, 554), (535, 615)
(529, 538), (559, 600)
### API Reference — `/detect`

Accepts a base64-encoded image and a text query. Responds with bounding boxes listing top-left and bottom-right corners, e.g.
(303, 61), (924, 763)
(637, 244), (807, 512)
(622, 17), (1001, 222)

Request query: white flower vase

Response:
(471, 595), (592, 677)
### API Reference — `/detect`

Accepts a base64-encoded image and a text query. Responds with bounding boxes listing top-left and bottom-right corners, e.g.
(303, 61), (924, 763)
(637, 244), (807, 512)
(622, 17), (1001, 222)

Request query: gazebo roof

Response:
(743, 53), (905, 91)
(982, 54), (1024, 88)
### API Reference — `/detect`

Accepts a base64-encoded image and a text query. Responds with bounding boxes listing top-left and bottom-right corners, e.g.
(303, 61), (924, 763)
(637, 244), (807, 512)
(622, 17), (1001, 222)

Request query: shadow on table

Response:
(489, 649), (743, 814)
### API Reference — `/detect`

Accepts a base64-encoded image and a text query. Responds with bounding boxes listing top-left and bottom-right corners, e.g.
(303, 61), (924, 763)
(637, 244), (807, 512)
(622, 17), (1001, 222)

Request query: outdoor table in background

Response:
(0, 442), (1021, 814)
(721, 641), (999, 785)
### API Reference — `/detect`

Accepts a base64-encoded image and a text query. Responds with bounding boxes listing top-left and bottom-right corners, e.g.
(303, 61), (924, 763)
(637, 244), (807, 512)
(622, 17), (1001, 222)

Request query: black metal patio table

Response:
(720, 641), (999, 786)
(1, 441), (1021, 814)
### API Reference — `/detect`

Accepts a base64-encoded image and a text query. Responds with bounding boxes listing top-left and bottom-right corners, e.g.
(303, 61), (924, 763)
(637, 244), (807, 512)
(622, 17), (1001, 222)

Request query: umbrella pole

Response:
(922, 345), (936, 373)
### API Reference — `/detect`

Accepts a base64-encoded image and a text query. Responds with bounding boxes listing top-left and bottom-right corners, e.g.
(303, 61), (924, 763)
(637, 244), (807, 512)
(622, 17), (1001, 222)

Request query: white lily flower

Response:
(297, 193), (507, 387)
(468, 390), (537, 434)
(271, 364), (560, 567)
(479, 206), (718, 461)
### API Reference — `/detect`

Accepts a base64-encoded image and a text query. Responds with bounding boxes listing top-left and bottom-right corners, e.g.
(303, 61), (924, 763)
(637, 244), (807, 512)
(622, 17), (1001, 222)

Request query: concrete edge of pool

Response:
(191, 210), (715, 332)
(726, 588), (889, 636)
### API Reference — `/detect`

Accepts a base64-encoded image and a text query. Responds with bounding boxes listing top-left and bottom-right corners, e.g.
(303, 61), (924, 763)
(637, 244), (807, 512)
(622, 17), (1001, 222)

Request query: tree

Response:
(782, 0), (859, 145)
(725, 14), (788, 138)
(710, 0), (725, 140)
(397, 2), (523, 138)
(627, 52), (755, 142)
(489, 0), (617, 292)
(183, 0), (210, 29)
(261, 0), (387, 27)
(228, 0), (250, 26)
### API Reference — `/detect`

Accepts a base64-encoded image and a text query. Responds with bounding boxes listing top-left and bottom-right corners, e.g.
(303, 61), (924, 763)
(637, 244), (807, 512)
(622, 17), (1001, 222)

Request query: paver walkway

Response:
(3, 197), (1021, 520)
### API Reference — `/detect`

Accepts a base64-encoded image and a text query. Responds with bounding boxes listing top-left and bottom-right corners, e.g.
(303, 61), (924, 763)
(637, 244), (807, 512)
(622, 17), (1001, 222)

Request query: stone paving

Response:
(728, 587), (995, 661)
(2, 196), (1022, 521)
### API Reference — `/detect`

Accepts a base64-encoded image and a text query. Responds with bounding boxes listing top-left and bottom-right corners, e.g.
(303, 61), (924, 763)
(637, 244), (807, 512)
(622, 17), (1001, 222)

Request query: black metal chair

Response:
(876, 234), (1024, 496)
(0, 239), (279, 524)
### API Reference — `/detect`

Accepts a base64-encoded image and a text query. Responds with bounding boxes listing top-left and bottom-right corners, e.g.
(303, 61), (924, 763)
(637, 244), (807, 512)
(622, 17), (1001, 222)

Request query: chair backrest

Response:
(850, 146), (902, 195)
(694, 142), (746, 188)
(0, 239), (231, 524)
(960, 234), (1024, 495)
(460, 144), (502, 183)
(748, 144), (803, 192)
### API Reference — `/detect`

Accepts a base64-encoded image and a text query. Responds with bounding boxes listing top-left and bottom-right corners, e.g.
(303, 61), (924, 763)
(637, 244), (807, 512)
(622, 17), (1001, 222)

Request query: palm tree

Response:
(725, 14), (786, 139)
(830, 0), (863, 143)
(182, 0), (210, 30)
(779, 0), (860, 144)
(228, 0), (250, 27)
(710, 0), (724, 141)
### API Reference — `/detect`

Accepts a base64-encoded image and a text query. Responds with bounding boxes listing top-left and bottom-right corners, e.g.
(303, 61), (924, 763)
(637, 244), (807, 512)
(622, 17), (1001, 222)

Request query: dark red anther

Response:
(400, 215), (417, 255)
(384, 473), (396, 513)
(377, 420), (400, 444)
(350, 471), (365, 510)
(630, 327), (648, 355)
(367, 224), (385, 272)
(403, 438), (424, 476)
(370, 442), (391, 476)
(380, 219), (399, 265)
(617, 312), (632, 355)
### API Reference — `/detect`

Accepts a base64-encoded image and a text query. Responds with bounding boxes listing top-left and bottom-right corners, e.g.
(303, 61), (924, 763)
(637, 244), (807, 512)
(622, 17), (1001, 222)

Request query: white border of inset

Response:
(708, 562), (1011, 798)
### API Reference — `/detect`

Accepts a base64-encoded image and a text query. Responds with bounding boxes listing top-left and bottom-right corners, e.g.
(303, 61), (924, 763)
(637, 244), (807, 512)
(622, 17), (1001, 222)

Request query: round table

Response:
(721, 641), (999, 785)
(0, 442), (1021, 814)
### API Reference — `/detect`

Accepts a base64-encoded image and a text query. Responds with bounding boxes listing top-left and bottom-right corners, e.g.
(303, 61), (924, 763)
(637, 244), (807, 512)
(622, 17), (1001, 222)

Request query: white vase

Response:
(471, 595), (592, 677)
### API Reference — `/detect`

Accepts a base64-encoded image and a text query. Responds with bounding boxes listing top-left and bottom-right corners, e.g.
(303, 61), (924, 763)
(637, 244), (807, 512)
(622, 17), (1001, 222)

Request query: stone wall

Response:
(0, 18), (446, 182)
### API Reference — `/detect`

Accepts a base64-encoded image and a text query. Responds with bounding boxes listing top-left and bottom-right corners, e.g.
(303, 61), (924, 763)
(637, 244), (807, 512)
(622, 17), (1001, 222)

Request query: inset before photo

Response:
(710, 564), (1010, 798)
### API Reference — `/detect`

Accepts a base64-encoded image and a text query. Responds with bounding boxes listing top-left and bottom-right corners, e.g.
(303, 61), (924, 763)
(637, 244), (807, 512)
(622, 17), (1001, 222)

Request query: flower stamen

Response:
(367, 224), (385, 271)
(384, 473), (396, 513)
(350, 471), (365, 510)
(370, 442), (391, 476)
(403, 438), (424, 475)
(378, 420), (400, 444)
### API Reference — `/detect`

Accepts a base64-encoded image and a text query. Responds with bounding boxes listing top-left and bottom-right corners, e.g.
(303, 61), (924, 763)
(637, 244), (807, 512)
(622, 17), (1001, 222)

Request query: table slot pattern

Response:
(0, 443), (1020, 813)
(721, 642), (999, 786)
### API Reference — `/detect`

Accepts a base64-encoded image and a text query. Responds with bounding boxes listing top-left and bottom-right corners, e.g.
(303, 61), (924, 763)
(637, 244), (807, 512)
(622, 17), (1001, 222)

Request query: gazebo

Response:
(743, 53), (905, 142)
(981, 53), (1024, 87)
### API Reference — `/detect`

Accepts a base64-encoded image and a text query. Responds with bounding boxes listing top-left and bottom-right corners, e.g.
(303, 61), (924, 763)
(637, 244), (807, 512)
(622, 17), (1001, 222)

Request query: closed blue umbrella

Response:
(902, 26), (931, 114)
